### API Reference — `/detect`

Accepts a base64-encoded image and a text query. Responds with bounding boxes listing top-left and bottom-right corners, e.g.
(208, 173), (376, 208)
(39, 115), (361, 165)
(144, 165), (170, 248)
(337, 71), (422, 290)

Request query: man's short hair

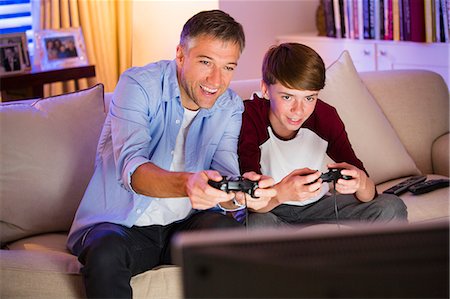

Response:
(262, 43), (326, 91)
(180, 9), (245, 53)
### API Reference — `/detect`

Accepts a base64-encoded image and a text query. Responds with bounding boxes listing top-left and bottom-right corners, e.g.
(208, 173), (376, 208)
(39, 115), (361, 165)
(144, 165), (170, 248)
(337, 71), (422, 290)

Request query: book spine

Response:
(324, 0), (337, 37)
(410, 0), (426, 42)
(339, 0), (347, 37)
(334, 0), (342, 37)
(424, 0), (433, 42)
(393, 0), (400, 40)
(402, 0), (411, 40)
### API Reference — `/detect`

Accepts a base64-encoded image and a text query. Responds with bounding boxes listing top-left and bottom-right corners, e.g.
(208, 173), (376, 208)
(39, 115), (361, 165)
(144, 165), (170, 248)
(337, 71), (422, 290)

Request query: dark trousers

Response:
(247, 193), (408, 227)
(74, 210), (242, 298)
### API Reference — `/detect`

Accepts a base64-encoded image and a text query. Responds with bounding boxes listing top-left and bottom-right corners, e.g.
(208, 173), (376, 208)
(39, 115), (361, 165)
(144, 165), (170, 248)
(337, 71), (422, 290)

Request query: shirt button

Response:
(171, 150), (174, 155)
(175, 119), (180, 124)
(137, 209), (142, 214)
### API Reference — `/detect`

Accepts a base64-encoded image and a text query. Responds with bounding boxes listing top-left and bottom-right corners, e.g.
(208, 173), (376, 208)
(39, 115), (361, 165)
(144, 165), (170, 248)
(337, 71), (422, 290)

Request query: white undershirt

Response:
(135, 108), (199, 226)
(260, 126), (330, 206)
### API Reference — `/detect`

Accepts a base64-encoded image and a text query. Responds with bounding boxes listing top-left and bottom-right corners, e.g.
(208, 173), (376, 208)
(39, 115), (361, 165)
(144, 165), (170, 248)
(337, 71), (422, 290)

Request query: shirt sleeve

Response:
(109, 73), (155, 193)
(238, 97), (269, 174)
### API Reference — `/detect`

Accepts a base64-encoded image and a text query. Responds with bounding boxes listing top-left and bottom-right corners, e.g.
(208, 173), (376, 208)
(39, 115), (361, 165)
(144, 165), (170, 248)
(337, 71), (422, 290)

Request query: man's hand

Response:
(327, 162), (375, 202)
(185, 170), (235, 209)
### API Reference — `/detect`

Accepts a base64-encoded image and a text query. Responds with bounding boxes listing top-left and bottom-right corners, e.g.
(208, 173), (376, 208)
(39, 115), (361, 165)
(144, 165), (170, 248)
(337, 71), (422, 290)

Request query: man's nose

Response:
(207, 66), (222, 86)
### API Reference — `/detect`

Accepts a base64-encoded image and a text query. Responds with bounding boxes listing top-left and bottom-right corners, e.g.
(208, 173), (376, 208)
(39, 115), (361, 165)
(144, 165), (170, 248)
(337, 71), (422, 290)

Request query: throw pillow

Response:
(319, 51), (420, 184)
(0, 84), (106, 244)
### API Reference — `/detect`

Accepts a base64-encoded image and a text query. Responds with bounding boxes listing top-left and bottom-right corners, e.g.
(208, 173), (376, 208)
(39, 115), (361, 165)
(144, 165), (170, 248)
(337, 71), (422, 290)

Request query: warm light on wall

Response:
(131, 0), (218, 66)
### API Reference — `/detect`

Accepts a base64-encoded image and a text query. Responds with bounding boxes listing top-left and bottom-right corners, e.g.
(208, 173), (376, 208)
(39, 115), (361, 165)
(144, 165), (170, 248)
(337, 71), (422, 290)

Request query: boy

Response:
(238, 43), (407, 227)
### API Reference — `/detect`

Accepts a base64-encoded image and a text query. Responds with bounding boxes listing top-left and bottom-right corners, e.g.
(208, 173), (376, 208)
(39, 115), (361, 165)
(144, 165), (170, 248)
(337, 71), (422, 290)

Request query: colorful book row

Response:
(319, 0), (449, 43)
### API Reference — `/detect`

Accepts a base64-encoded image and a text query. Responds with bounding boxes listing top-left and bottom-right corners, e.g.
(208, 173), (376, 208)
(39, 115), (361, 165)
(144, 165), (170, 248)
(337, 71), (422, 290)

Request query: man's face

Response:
(176, 34), (241, 110)
(262, 81), (319, 140)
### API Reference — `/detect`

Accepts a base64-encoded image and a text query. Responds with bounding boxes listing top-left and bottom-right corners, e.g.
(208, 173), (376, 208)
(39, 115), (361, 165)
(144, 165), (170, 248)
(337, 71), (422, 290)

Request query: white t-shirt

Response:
(260, 126), (330, 206)
(135, 108), (199, 226)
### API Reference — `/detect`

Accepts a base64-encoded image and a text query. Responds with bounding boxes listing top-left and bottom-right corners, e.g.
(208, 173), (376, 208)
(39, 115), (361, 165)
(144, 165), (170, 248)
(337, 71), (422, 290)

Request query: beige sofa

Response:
(1, 55), (449, 297)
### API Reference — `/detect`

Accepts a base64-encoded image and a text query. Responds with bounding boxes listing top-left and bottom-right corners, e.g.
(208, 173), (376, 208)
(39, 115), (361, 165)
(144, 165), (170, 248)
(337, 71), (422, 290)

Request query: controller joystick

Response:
(208, 176), (259, 198)
(320, 168), (352, 183)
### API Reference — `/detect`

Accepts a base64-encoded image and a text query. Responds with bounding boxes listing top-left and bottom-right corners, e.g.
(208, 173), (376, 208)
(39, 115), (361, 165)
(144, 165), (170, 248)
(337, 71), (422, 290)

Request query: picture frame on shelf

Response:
(0, 43), (25, 75)
(0, 32), (31, 68)
(34, 27), (88, 70)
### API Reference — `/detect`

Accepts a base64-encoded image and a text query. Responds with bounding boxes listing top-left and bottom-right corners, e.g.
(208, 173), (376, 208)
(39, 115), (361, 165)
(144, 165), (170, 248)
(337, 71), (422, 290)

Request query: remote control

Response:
(382, 175), (427, 195)
(408, 179), (450, 195)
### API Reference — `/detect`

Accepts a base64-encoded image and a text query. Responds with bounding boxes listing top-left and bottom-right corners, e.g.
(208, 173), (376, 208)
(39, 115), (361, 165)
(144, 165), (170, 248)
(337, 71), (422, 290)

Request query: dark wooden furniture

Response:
(0, 65), (96, 102)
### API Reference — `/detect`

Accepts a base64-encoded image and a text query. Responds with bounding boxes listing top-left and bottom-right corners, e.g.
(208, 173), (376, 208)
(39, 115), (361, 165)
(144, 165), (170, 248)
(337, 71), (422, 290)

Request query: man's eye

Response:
(225, 66), (234, 71)
(200, 60), (210, 66)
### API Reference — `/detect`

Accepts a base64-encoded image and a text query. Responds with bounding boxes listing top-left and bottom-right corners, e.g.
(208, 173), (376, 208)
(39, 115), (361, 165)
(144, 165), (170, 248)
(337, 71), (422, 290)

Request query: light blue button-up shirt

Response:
(67, 60), (244, 253)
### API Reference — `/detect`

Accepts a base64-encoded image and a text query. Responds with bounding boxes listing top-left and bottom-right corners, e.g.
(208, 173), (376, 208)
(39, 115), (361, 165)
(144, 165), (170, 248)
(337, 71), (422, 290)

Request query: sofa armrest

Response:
(432, 133), (449, 177)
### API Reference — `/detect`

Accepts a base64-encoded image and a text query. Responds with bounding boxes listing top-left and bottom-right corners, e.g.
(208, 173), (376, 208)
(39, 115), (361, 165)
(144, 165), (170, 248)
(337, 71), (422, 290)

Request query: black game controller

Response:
(208, 176), (259, 198)
(320, 168), (352, 182)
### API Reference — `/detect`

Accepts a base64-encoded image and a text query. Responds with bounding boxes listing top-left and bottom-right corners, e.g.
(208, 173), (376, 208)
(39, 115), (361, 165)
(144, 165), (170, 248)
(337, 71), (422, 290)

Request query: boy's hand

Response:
(275, 168), (322, 203)
(186, 170), (235, 209)
(327, 162), (375, 201)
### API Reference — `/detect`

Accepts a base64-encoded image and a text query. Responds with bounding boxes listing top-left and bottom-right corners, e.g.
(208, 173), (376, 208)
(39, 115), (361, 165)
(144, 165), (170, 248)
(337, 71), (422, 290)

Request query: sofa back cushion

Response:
(0, 84), (106, 244)
(317, 51), (421, 184)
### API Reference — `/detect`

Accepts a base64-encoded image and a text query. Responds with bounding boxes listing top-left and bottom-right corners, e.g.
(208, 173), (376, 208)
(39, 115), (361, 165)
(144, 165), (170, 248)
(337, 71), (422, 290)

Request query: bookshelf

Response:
(277, 33), (449, 86)
(319, 0), (449, 43)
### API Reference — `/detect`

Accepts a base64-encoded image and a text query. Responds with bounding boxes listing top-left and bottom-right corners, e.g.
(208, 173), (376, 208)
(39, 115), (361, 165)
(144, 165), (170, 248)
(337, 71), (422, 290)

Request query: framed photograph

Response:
(0, 43), (25, 75)
(0, 32), (30, 68)
(34, 27), (88, 70)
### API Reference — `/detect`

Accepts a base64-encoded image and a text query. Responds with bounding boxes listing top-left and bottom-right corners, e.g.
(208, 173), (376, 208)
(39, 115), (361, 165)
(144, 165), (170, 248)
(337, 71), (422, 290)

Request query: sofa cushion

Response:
(318, 51), (421, 184)
(376, 175), (449, 223)
(0, 84), (106, 244)
(360, 70), (449, 175)
(432, 133), (449, 177)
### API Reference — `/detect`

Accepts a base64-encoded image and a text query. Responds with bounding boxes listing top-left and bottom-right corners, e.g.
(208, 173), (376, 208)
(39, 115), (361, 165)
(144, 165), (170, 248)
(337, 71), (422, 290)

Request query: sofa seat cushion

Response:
(0, 84), (106, 245)
(432, 133), (449, 177)
(377, 174), (450, 223)
(1, 233), (182, 298)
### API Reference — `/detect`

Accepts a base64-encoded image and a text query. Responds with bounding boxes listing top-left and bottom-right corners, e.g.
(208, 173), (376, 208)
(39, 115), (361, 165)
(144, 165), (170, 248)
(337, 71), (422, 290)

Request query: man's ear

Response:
(176, 44), (184, 66)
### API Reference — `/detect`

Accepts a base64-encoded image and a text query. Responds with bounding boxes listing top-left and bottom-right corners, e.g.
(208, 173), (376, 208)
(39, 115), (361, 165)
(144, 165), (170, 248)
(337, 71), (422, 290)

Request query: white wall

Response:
(219, 0), (318, 80)
(131, 0), (319, 80)
(131, 0), (219, 66)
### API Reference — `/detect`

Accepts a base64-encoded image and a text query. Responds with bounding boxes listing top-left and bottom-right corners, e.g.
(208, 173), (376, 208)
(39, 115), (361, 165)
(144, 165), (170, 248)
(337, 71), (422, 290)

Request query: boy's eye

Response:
(305, 96), (315, 102)
(282, 95), (292, 101)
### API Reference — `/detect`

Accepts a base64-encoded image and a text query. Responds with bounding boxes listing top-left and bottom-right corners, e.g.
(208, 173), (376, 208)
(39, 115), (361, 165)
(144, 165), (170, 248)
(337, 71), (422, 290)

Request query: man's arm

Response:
(131, 162), (236, 210)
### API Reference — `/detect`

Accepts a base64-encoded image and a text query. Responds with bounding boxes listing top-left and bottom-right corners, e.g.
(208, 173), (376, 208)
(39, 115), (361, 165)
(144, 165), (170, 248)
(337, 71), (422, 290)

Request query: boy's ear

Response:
(260, 80), (269, 99)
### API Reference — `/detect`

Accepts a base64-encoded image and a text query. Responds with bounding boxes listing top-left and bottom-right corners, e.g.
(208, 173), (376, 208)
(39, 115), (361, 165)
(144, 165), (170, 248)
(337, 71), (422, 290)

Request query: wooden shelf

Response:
(0, 64), (96, 102)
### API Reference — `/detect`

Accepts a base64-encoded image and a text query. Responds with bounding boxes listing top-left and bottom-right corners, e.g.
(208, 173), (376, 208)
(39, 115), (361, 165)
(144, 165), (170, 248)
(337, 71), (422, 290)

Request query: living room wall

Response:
(131, 0), (318, 80)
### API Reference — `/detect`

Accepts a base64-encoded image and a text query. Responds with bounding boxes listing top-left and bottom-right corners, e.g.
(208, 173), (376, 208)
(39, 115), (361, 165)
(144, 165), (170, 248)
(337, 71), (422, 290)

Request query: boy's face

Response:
(176, 34), (240, 110)
(262, 81), (319, 140)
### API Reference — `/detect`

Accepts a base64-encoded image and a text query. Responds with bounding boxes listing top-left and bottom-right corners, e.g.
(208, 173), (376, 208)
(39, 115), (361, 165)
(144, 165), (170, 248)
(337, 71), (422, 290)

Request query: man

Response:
(2, 46), (20, 72)
(238, 43), (407, 227)
(67, 10), (275, 298)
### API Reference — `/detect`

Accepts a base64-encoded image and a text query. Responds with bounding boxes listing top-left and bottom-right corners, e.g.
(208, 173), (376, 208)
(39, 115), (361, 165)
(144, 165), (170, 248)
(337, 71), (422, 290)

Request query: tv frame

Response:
(172, 221), (449, 298)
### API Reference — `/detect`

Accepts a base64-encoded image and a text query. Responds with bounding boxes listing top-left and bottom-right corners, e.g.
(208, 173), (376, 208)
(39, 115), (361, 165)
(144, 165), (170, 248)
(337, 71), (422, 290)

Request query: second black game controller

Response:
(208, 176), (259, 198)
(320, 168), (352, 182)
